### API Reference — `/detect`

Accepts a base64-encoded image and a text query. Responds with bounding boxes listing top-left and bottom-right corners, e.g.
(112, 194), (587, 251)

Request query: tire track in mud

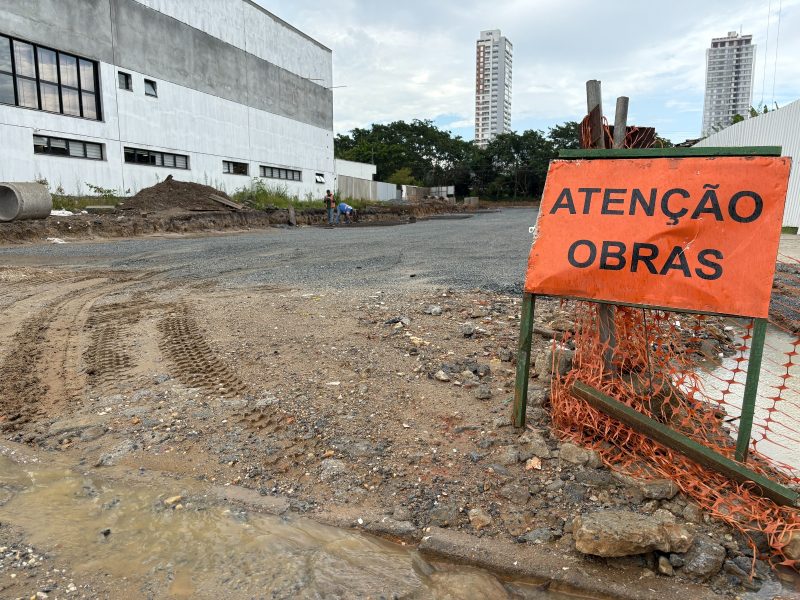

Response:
(157, 304), (248, 398)
(0, 311), (51, 431)
(0, 271), (158, 433)
(81, 295), (172, 394)
(83, 309), (138, 393)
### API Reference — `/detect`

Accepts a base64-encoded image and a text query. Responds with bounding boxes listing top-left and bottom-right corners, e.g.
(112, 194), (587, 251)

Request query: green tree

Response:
(547, 121), (581, 150)
(334, 119), (471, 183)
(386, 167), (420, 186)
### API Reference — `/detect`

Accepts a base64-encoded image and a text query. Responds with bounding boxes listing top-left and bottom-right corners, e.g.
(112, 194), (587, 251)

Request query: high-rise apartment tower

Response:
(702, 31), (756, 136)
(474, 29), (512, 147)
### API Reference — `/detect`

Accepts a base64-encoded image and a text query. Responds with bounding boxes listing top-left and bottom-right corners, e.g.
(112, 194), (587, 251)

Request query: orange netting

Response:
(548, 295), (800, 569)
(579, 114), (663, 150)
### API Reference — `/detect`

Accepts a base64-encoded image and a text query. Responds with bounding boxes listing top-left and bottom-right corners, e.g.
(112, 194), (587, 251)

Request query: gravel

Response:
(0, 209), (537, 293)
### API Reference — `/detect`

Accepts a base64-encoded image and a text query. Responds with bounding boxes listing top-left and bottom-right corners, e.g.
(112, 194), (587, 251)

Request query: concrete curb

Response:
(418, 527), (721, 600)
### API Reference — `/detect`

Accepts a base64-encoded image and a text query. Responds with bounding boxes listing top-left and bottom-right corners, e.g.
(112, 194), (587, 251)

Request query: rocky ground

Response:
(0, 261), (795, 598)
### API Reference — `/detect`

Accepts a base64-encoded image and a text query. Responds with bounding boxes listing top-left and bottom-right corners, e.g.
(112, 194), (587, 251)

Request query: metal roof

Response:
(695, 99), (800, 230)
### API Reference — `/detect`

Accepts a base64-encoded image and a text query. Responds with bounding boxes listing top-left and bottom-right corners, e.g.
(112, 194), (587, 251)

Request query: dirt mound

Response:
(120, 177), (234, 213)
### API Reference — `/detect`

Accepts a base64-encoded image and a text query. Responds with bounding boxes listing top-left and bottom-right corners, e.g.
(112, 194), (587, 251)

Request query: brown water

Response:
(0, 453), (572, 599)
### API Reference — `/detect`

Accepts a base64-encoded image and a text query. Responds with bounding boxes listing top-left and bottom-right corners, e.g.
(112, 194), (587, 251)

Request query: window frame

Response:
(33, 134), (104, 160)
(118, 71), (132, 91)
(123, 146), (190, 170)
(144, 78), (157, 97)
(223, 160), (249, 176)
(259, 165), (302, 181)
(0, 31), (101, 120)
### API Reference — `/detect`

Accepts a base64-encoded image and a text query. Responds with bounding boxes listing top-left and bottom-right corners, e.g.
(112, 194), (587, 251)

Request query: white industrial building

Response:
(695, 99), (800, 233)
(0, 0), (334, 198)
(474, 29), (512, 148)
(701, 31), (756, 136)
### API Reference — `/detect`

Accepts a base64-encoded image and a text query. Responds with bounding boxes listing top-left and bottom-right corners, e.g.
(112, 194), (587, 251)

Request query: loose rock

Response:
(658, 555), (674, 576)
(681, 538), (726, 580)
(425, 305), (443, 316)
(559, 442), (590, 466)
(468, 508), (493, 531)
(474, 385), (492, 400)
(573, 510), (692, 557)
(641, 479), (679, 500)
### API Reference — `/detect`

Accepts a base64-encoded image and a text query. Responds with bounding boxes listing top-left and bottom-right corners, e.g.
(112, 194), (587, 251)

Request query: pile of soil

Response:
(120, 177), (235, 213)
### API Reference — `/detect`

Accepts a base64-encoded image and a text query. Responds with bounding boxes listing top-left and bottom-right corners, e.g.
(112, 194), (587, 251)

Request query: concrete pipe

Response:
(0, 182), (52, 222)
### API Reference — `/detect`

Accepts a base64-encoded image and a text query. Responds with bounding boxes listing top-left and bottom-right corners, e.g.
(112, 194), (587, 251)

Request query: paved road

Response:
(0, 209), (538, 293)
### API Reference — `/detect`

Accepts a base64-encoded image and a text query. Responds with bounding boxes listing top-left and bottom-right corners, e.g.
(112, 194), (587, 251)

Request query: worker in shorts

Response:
(336, 201), (357, 224)
(324, 190), (336, 225)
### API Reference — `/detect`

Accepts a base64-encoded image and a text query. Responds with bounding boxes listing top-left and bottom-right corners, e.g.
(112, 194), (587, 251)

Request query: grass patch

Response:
(35, 179), (123, 212)
(51, 195), (123, 211)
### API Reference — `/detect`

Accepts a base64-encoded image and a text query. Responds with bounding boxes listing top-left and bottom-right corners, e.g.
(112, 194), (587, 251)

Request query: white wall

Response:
(695, 99), (800, 231)
(377, 181), (398, 201)
(335, 159), (377, 180)
(131, 0), (333, 88)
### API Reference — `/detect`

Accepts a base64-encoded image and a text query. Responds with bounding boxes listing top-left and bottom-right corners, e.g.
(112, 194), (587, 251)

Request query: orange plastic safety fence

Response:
(548, 300), (800, 569)
(579, 115), (662, 149)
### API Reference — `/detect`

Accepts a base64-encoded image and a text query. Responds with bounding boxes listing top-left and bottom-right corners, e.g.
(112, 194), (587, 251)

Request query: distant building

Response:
(695, 99), (800, 233)
(474, 29), (512, 148)
(0, 0), (334, 197)
(702, 31), (756, 136)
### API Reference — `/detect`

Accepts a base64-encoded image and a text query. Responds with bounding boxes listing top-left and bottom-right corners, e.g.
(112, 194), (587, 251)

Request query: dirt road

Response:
(0, 211), (788, 598)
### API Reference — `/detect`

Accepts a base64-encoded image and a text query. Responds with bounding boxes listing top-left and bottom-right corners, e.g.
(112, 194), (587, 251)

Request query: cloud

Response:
(257, 0), (800, 141)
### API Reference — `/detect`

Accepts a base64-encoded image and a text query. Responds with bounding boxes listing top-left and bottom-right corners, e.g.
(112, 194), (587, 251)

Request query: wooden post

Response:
(585, 81), (620, 374)
(585, 80), (605, 150)
(596, 96), (629, 370)
(512, 293), (536, 427)
(735, 318), (768, 463)
(613, 96), (629, 149)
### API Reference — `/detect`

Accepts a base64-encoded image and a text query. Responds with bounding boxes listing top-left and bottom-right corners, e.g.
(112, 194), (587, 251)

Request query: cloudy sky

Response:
(258, 0), (800, 143)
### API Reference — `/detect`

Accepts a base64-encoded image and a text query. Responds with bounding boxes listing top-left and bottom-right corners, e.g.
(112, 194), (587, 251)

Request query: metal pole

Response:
(572, 380), (798, 507)
(735, 318), (768, 463)
(512, 293), (536, 427)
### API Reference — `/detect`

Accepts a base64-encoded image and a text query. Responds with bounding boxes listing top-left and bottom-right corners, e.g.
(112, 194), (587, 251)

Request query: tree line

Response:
(334, 120), (584, 200)
(335, 120), (676, 200)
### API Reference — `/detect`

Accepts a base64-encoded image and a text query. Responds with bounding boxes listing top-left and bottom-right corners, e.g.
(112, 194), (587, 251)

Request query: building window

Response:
(223, 160), (248, 175)
(259, 165), (301, 181)
(315, 173), (325, 184)
(0, 32), (101, 120)
(144, 79), (157, 97)
(33, 134), (103, 160)
(118, 72), (132, 91)
(124, 147), (189, 169)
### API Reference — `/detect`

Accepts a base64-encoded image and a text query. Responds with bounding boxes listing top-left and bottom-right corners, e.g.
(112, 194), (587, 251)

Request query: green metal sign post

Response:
(735, 318), (768, 462)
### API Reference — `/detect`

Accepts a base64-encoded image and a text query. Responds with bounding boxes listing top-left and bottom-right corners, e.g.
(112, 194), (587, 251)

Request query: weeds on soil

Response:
(232, 180), (372, 211)
(35, 178), (123, 211)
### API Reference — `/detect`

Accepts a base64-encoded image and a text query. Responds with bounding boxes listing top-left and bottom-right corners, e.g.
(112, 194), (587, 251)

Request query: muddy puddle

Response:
(0, 452), (578, 599)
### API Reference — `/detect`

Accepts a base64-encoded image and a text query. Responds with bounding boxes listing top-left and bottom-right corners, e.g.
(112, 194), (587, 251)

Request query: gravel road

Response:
(0, 209), (537, 292)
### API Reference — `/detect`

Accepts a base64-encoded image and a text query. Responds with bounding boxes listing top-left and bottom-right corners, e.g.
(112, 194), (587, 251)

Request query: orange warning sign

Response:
(524, 156), (791, 317)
